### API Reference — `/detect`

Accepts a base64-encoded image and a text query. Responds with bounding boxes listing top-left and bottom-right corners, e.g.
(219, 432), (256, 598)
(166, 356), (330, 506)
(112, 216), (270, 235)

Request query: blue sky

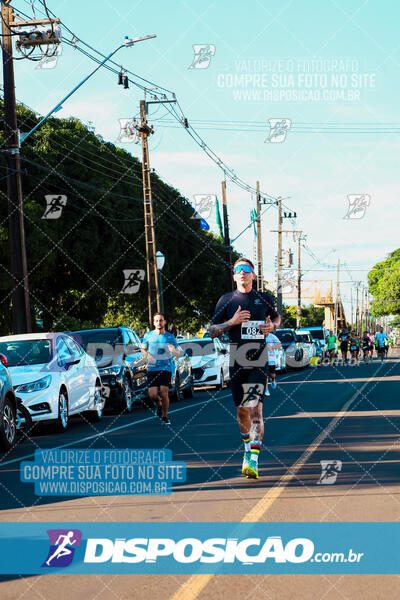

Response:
(11, 0), (400, 321)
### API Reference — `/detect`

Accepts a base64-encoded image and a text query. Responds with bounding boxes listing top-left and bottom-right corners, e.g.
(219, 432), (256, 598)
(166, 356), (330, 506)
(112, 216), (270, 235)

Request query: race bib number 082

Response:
(241, 320), (264, 340)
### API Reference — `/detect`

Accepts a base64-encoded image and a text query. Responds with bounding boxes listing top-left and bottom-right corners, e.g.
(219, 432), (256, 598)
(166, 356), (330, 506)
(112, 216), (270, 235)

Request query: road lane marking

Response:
(172, 363), (383, 600)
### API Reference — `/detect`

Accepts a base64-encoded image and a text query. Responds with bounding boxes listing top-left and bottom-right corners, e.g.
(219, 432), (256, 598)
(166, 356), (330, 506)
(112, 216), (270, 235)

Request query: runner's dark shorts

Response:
(268, 364), (277, 375)
(147, 370), (171, 388)
(340, 342), (348, 353)
(229, 365), (268, 407)
(377, 347), (385, 356)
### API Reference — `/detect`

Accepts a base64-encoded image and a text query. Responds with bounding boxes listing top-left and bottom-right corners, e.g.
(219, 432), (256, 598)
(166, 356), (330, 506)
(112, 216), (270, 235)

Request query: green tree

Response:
(281, 305), (297, 328)
(280, 303), (324, 329)
(301, 304), (324, 327)
(368, 249), (400, 317)
(0, 102), (237, 335)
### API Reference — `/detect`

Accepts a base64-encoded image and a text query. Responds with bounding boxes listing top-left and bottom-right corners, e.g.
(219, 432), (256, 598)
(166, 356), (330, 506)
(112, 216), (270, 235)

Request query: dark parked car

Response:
(70, 327), (147, 412)
(0, 353), (17, 450)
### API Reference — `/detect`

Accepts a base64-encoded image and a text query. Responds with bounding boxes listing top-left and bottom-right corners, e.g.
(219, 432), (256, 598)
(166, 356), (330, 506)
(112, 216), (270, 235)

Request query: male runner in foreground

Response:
(141, 313), (181, 425)
(209, 258), (280, 479)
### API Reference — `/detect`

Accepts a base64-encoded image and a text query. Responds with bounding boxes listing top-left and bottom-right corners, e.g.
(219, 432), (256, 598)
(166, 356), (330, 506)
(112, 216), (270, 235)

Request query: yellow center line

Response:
(172, 364), (382, 600)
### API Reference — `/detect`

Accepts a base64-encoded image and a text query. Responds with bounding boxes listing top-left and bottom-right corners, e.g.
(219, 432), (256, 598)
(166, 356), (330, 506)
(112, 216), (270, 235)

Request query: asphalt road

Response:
(1, 351), (400, 599)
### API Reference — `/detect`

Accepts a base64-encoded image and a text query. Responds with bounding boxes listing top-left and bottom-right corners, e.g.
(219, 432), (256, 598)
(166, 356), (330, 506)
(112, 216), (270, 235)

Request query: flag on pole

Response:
(216, 196), (224, 238)
(250, 209), (257, 235)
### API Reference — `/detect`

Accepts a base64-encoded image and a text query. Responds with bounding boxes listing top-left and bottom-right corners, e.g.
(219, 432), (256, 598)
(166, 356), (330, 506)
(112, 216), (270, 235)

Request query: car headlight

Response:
(99, 365), (122, 376)
(202, 360), (215, 370)
(16, 375), (52, 393)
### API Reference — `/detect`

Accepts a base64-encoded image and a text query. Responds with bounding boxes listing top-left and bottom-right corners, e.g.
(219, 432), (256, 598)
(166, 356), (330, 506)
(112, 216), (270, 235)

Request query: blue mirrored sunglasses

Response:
(233, 264), (253, 274)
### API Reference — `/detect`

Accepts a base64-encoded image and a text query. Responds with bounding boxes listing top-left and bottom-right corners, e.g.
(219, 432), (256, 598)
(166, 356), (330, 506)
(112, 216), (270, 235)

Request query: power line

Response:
(14, 0), (282, 204)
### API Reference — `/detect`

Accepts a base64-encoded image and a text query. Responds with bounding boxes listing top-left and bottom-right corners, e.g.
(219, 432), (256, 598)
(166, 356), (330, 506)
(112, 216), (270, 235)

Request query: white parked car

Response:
(178, 337), (229, 389)
(0, 333), (104, 432)
(275, 328), (310, 370)
(295, 329), (318, 358)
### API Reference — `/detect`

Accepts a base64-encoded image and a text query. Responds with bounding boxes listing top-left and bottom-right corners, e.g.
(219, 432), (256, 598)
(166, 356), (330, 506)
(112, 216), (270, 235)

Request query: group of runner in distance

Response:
(326, 327), (390, 365)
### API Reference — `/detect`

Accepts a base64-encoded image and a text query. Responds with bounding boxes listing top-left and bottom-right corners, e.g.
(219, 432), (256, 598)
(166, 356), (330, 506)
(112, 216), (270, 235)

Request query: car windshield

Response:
(179, 340), (215, 357)
(309, 330), (325, 340)
(296, 333), (311, 343)
(275, 331), (295, 344)
(71, 329), (122, 350)
(0, 339), (52, 366)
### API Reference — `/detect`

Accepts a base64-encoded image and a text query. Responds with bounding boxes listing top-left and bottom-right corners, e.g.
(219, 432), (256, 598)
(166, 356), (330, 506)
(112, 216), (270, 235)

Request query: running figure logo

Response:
(42, 529), (82, 568)
(241, 383), (264, 408)
(343, 194), (371, 219)
(281, 270), (297, 295)
(36, 45), (62, 70)
(42, 195), (67, 219)
(121, 269), (145, 294)
(116, 118), (139, 143)
(265, 119), (291, 143)
(189, 44), (216, 69)
(192, 194), (216, 220)
(317, 460), (342, 485)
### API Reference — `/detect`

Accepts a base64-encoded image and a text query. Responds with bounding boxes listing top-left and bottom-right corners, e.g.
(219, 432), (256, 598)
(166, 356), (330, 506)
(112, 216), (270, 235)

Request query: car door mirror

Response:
(65, 357), (80, 370)
(95, 348), (103, 361)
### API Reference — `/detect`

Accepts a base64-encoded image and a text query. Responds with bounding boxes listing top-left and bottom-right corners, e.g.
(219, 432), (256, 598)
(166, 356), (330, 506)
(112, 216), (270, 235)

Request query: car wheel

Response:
(86, 383), (104, 422)
(55, 389), (69, 432)
(0, 397), (16, 450)
(216, 370), (224, 390)
(170, 375), (182, 402)
(295, 348), (304, 362)
(122, 375), (133, 413)
(183, 376), (194, 399)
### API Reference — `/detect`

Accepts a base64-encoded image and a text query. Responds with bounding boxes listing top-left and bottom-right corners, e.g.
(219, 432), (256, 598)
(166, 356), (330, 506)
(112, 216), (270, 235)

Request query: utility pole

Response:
(334, 259), (340, 337)
(350, 286), (353, 330)
(256, 181), (263, 291)
(276, 197), (283, 310)
(1, 1), (31, 333)
(296, 233), (303, 329)
(271, 228), (303, 324)
(138, 99), (159, 324)
(272, 197), (296, 312)
(135, 95), (176, 324)
(355, 282), (359, 336)
(360, 284), (365, 334)
(221, 180), (233, 292)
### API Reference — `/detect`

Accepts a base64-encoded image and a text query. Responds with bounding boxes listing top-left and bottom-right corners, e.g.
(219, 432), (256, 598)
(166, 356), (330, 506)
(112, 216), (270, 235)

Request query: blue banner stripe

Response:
(0, 523), (398, 574)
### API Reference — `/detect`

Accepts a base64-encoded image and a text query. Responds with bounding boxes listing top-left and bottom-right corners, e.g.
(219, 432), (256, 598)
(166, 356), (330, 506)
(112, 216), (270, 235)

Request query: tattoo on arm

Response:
(209, 321), (231, 338)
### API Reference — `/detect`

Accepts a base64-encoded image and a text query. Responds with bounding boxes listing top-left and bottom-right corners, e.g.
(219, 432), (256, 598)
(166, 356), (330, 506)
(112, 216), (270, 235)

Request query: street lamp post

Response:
(20, 35), (156, 144)
(156, 250), (165, 314)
